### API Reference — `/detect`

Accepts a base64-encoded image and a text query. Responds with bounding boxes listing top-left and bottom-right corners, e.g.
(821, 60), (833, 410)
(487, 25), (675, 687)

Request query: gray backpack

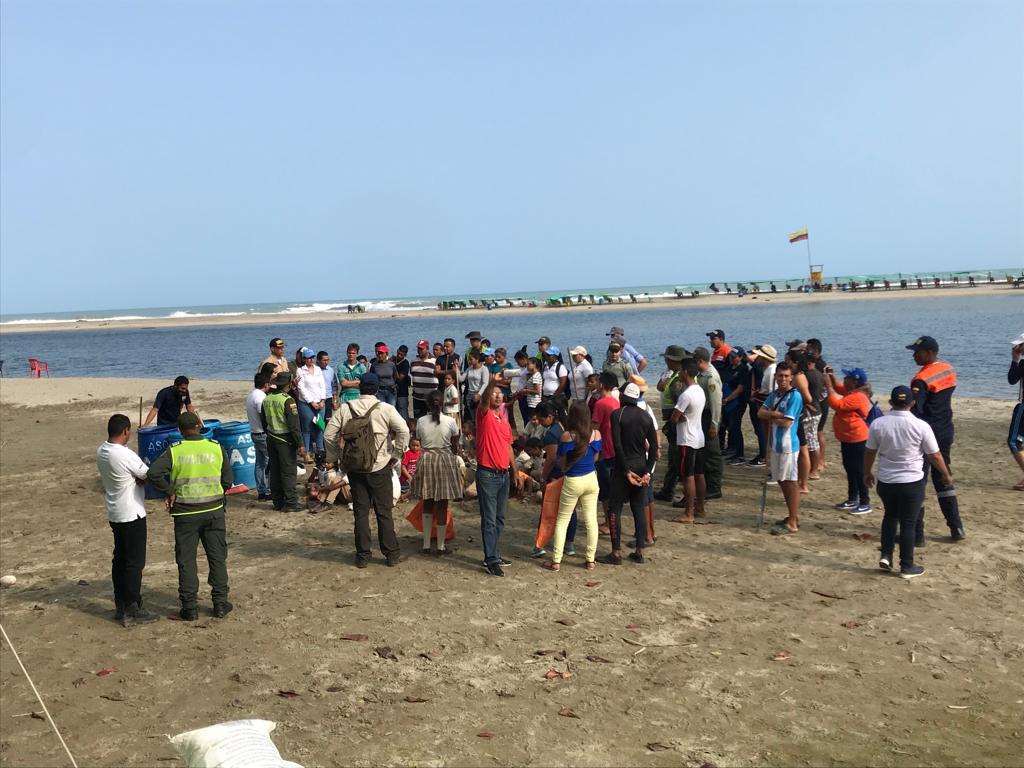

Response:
(341, 402), (382, 473)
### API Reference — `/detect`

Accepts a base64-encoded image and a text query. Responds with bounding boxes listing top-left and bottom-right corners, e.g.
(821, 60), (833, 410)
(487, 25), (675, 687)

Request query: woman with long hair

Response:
(410, 389), (463, 554)
(545, 401), (603, 571)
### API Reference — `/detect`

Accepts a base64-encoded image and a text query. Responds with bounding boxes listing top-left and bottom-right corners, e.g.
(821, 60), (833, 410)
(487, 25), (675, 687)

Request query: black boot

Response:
(179, 605), (198, 621)
(212, 601), (234, 619)
(951, 527), (966, 542)
(114, 599), (125, 622)
(123, 602), (158, 627)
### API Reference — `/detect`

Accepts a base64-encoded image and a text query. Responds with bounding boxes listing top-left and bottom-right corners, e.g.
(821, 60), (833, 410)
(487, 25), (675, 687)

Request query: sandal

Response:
(543, 561), (561, 571)
(584, 561), (597, 570)
(598, 553), (622, 565)
(770, 524), (798, 536)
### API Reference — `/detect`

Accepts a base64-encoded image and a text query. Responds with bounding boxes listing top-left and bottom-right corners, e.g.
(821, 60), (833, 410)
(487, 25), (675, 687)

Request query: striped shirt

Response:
(410, 358), (437, 400)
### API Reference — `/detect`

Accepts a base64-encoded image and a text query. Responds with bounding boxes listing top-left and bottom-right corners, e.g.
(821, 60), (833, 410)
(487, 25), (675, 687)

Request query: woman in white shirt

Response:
(295, 346), (327, 455)
(410, 390), (464, 555)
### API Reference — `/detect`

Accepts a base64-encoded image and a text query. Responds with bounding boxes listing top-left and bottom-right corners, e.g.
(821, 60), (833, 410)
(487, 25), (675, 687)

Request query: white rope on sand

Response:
(0, 622), (79, 768)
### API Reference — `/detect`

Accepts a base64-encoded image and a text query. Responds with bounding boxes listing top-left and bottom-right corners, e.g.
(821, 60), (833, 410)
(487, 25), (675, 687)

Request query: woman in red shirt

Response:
(475, 373), (522, 577)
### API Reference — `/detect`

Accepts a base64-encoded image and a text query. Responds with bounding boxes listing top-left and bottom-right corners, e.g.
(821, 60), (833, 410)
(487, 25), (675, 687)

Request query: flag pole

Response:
(805, 228), (813, 292)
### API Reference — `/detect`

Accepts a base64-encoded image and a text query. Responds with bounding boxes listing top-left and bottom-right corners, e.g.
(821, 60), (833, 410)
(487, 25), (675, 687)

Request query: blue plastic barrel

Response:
(213, 421), (256, 490)
(200, 418), (221, 438)
(138, 424), (182, 499)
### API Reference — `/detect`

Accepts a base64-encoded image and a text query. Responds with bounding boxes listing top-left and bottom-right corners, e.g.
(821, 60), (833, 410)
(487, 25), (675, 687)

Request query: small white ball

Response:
(0, 575), (16, 586)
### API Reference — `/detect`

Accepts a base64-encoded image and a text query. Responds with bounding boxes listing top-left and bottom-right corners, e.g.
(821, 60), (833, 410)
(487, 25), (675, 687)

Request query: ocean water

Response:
(1, 293), (1020, 399)
(1, 268), (1019, 325)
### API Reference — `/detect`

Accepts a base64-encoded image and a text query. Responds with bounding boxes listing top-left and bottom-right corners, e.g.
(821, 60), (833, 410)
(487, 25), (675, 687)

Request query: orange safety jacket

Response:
(911, 360), (956, 440)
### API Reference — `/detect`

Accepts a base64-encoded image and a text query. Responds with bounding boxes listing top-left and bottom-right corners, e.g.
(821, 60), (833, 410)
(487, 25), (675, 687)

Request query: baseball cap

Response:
(536, 336), (551, 345)
(546, 346), (561, 357)
(621, 382), (641, 400)
(301, 346), (315, 358)
(890, 385), (914, 404)
(417, 339), (430, 349)
(465, 331), (482, 340)
(1013, 332), (1024, 347)
(841, 367), (869, 385)
(786, 339), (805, 349)
(606, 326), (625, 337)
(729, 346), (747, 359)
(692, 347), (710, 363)
(269, 337), (285, 348)
(375, 344), (389, 354)
(569, 345), (588, 356)
(906, 336), (939, 352)
(751, 344), (777, 362)
(177, 412), (201, 430)
(360, 372), (380, 387)
(706, 329), (725, 340)
(662, 345), (691, 361)
(608, 341), (623, 352)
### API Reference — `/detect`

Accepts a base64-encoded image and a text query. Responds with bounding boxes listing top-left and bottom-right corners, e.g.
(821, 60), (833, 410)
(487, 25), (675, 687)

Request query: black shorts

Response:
(679, 445), (706, 477)
(818, 401), (830, 431)
(797, 419), (807, 447)
(412, 398), (428, 420)
(1010, 402), (1024, 453)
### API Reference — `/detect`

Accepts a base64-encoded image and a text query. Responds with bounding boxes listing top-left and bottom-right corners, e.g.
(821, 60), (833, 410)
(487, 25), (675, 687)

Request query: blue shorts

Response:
(1010, 402), (1024, 453)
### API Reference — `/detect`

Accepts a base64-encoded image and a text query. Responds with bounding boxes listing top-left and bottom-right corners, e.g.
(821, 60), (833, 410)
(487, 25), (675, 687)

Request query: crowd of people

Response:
(94, 324), (1024, 625)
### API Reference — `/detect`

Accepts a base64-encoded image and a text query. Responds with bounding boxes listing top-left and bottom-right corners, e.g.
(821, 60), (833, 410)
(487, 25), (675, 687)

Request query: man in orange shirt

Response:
(706, 329), (732, 375)
(907, 336), (964, 542)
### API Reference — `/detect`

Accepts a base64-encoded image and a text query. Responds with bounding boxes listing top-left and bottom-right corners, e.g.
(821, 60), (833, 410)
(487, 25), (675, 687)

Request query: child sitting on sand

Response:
(400, 437), (421, 500)
(306, 451), (349, 513)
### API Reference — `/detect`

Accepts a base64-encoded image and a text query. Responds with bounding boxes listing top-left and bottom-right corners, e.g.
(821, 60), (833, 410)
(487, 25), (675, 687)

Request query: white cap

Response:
(1013, 332), (1024, 346)
(621, 382), (641, 399)
(569, 345), (588, 356)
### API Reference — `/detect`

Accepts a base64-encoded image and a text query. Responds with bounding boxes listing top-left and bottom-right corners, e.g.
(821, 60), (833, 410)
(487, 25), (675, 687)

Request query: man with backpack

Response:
(324, 372), (410, 568)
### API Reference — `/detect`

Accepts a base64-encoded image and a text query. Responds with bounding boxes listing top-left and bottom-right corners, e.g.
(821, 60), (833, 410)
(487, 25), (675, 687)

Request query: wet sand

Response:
(2, 283), (1019, 335)
(1, 378), (1022, 766)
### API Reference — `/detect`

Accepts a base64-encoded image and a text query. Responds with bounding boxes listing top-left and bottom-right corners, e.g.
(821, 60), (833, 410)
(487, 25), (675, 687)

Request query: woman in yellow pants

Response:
(546, 401), (604, 571)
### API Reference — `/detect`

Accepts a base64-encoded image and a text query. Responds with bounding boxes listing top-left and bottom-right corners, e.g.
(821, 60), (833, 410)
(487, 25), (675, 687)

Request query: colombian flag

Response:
(788, 229), (809, 244)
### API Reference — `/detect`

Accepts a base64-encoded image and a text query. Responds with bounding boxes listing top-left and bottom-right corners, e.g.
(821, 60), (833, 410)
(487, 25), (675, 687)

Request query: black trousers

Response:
(267, 436), (299, 508)
(608, 471), (646, 551)
(918, 438), (962, 535)
(659, 409), (680, 494)
(173, 510), (229, 609)
(110, 516), (147, 608)
(349, 467), (401, 561)
(703, 429), (723, 495)
(840, 440), (870, 504)
(879, 479), (925, 569)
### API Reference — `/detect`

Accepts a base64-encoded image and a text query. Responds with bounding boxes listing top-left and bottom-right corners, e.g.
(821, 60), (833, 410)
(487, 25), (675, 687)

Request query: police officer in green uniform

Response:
(654, 345), (691, 501)
(261, 371), (303, 512)
(147, 412), (233, 620)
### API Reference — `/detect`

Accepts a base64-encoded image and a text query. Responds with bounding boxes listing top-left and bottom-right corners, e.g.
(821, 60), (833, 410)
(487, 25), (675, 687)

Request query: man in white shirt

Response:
(864, 386), (952, 580)
(96, 414), (158, 627)
(568, 346), (594, 401)
(246, 372), (272, 501)
(670, 360), (707, 523)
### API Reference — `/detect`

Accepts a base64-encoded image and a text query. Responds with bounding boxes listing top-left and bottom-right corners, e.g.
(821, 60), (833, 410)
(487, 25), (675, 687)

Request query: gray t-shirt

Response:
(465, 365), (491, 396)
(370, 359), (397, 389)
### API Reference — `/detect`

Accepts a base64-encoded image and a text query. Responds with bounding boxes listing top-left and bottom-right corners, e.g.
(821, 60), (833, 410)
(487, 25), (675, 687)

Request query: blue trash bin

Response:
(213, 421), (256, 490)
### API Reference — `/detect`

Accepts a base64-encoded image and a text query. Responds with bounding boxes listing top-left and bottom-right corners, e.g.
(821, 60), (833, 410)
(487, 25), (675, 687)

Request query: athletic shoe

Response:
(728, 457), (747, 466)
(951, 527), (966, 542)
(834, 499), (858, 510)
(598, 553), (622, 565)
(899, 564), (925, 580)
(705, 491), (722, 500)
(531, 547), (547, 558)
(878, 555), (892, 571)
(747, 457), (766, 467)
(483, 562), (505, 577)
(481, 558), (513, 567)
(563, 546), (577, 557)
(850, 504), (872, 515)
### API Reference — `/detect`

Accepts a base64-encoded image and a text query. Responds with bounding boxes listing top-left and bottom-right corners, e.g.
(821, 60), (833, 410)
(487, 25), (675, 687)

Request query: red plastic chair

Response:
(28, 358), (49, 378)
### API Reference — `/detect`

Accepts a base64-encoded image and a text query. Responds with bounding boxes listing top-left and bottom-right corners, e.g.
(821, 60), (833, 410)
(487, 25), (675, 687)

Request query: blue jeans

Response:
(395, 396), (409, 421)
(377, 388), (397, 406)
(252, 431), (270, 496)
(476, 467), (509, 565)
(297, 400), (324, 454)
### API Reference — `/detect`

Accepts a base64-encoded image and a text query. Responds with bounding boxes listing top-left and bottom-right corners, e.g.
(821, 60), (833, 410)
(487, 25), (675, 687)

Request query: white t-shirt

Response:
(416, 414), (460, 449)
(96, 441), (149, 523)
(569, 358), (594, 400)
(542, 362), (567, 396)
(246, 388), (267, 434)
(866, 409), (940, 484)
(674, 384), (707, 449)
(759, 363), (778, 396)
(526, 372), (543, 407)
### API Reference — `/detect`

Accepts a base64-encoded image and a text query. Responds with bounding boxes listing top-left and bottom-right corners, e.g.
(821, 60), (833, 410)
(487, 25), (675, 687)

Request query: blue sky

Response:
(1, 0), (1021, 314)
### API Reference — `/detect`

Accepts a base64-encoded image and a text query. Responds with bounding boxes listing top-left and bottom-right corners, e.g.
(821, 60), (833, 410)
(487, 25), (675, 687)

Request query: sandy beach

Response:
(1, 378), (1022, 766)
(2, 283), (1019, 335)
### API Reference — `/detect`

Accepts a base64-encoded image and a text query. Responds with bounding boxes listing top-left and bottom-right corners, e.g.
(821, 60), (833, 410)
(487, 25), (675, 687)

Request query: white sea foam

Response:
(167, 311), (247, 319)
